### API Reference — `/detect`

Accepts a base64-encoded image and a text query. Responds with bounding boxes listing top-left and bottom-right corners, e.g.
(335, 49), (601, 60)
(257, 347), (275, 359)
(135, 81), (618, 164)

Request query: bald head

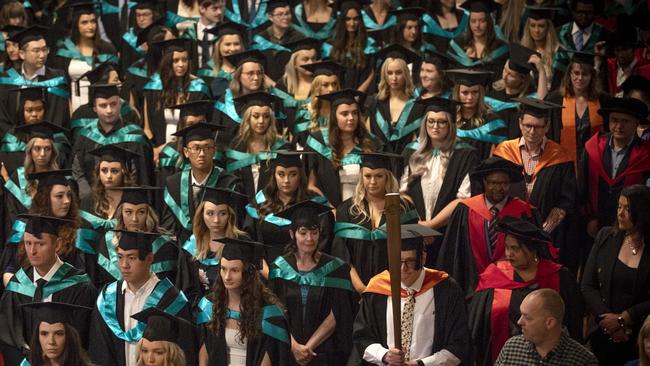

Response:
(527, 288), (565, 323)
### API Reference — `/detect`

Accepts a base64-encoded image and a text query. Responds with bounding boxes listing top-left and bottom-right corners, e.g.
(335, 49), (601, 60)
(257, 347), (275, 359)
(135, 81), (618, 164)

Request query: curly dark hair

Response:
(208, 263), (283, 342)
(329, 6), (368, 69)
(328, 103), (375, 169)
(258, 165), (310, 216)
(29, 322), (92, 366)
(389, 17), (422, 50)
(158, 46), (193, 109)
(458, 11), (500, 61)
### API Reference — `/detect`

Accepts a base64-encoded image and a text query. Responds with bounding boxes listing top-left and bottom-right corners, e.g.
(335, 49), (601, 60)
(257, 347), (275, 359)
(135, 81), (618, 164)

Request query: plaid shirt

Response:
(495, 334), (598, 366)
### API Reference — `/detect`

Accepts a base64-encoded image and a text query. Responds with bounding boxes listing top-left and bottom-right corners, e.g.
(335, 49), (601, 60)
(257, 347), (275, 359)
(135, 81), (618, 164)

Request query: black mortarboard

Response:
(89, 83), (120, 99)
(470, 156), (524, 182)
(495, 216), (552, 259)
(421, 48), (455, 70)
(19, 214), (72, 237)
(621, 75), (650, 95)
(152, 38), (191, 54)
(317, 89), (366, 110)
(607, 24), (641, 51)
(131, 307), (195, 343)
(79, 61), (117, 84)
(509, 43), (539, 74)
(460, 0), (499, 13)
(130, 0), (161, 10)
(135, 18), (165, 46)
(205, 21), (247, 39)
(225, 50), (266, 69)
(21, 302), (91, 326)
(446, 69), (493, 87)
(300, 60), (345, 78)
(514, 97), (562, 118)
(7, 25), (48, 47)
(284, 37), (320, 53)
(200, 186), (248, 209)
(389, 7), (424, 21)
(331, 0), (370, 13)
(14, 120), (67, 140)
(172, 122), (224, 145)
(563, 49), (595, 66)
(234, 91), (280, 111)
(276, 199), (332, 229)
(400, 224), (441, 269)
(64, 1), (98, 15)
(598, 96), (649, 121)
(89, 144), (140, 164)
(416, 96), (460, 117)
(265, 0), (290, 13)
(107, 186), (160, 205)
(376, 44), (420, 65)
(13, 86), (46, 102)
(1, 25), (24, 38)
(360, 152), (402, 170)
(115, 230), (160, 252)
(219, 237), (266, 268)
(27, 169), (72, 187)
(525, 5), (558, 20)
(170, 100), (214, 119)
(273, 150), (313, 168)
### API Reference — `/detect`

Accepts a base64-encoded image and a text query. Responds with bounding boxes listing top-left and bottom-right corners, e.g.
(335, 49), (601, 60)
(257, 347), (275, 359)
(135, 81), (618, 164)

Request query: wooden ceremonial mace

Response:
(384, 193), (402, 350)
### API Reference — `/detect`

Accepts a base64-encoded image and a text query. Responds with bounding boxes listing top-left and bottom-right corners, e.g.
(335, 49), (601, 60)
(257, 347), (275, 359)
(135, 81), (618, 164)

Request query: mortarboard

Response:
(275, 199), (332, 230)
(27, 169), (72, 188)
(508, 43), (540, 75)
(170, 100), (214, 120)
(234, 92), (281, 112)
(376, 43), (420, 65)
(219, 237), (267, 269)
(513, 97), (562, 118)
(300, 60), (345, 78)
(265, 0), (290, 13)
(273, 150), (313, 168)
(14, 121), (67, 140)
(199, 186), (248, 213)
(19, 214), (72, 238)
(7, 25), (48, 47)
(331, 0), (371, 13)
(225, 50), (266, 69)
(79, 61), (118, 85)
(470, 156), (524, 182)
(400, 224), (441, 269)
(284, 37), (320, 53)
(446, 69), (493, 87)
(107, 185), (160, 205)
(151, 38), (191, 54)
(460, 0), (499, 13)
(205, 21), (247, 39)
(115, 229), (160, 252)
(15, 86), (46, 102)
(316, 89), (366, 110)
(389, 7), (424, 21)
(495, 216), (552, 259)
(598, 96), (649, 121)
(562, 49), (595, 66)
(89, 83), (120, 99)
(1, 25), (24, 39)
(21, 302), (92, 327)
(416, 96), (460, 117)
(621, 75), (650, 95)
(525, 5), (559, 20)
(359, 152), (402, 170)
(172, 122), (225, 145)
(131, 307), (195, 343)
(63, 1), (99, 15)
(89, 144), (140, 164)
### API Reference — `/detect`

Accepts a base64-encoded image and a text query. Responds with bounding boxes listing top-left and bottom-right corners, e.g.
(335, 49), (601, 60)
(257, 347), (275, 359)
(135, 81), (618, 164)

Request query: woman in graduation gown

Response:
(468, 216), (583, 366)
(387, 7), (431, 57)
(360, 0), (394, 48)
(520, 6), (561, 90)
(332, 152), (419, 293)
(245, 150), (334, 266)
(133, 307), (198, 366)
(305, 89), (377, 207)
(48, 2), (117, 112)
(199, 237), (291, 365)
(400, 97), (478, 264)
(226, 92), (289, 198)
(291, 0), (336, 41)
(325, 1), (374, 92)
(207, 21), (246, 98)
(0, 24), (22, 73)
(142, 38), (212, 155)
(177, 187), (249, 306)
(416, 53), (452, 99)
(421, 0), (469, 54)
(268, 200), (354, 365)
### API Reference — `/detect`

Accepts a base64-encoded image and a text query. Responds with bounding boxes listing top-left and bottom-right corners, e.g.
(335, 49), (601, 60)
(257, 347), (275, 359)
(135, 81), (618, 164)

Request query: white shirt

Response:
(164, 108), (181, 143)
(122, 273), (160, 366)
(21, 64), (46, 81)
(485, 196), (508, 212)
(616, 58), (638, 97)
(225, 327), (247, 365)
(571, 23), (593, 50)
(68, 59), (92, 111)
(33, 256), (64, 302)
(197, 21), (216, 62)
(192, 169), (211, 197)
(363, 270), (461, 366)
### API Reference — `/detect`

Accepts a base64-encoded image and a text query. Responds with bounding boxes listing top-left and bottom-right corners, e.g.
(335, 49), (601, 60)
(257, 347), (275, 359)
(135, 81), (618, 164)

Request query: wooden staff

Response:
(384, 192), (402, 349)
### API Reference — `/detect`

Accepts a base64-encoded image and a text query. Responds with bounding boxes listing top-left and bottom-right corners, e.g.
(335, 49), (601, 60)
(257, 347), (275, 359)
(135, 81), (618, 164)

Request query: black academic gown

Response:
(457, 111), (507, 161)
(120, 59), (150, 113)
(269, 253), (355, 365)
(48, 40), (117, 78)
(69, 100), (141, 140)
(352, 272), (472, 365)
(256, 26), (305, 82)
(3, 170), (31, 244)
(89, 278), (196, 366)
(0, 262), (97, 365)
(366, 96), (424, 157)
(226, 139), (289, 199)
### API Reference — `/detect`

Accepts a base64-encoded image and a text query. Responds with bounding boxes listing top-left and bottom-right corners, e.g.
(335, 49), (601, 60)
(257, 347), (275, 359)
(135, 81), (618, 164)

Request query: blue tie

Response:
(575, 30), (584, 51)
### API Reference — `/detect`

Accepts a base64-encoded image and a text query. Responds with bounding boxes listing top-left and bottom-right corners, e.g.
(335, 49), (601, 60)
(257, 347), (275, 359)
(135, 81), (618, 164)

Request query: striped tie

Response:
(575, 30), (584, 51)
(488, 207), (499, 256)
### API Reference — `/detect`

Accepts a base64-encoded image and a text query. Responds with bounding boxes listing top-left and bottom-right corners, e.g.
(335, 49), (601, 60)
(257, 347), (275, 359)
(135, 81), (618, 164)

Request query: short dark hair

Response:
(615, 185), (650, 240)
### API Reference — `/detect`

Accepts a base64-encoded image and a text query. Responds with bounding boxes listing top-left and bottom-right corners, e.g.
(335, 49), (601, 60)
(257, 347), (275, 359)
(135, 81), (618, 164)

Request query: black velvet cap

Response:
(89, 144), (140, 164)
(514, 97), (562, 118)
(21, 302), (91, 326)
(89, 83), (120, 99)
(621, 75), (650, 95)
(225, 50), (266, 68)
(460, 0), (499, 13)
(416, 96), (460, 116)
(172, 122), (225, 145)
(446, 69), (493, 87)
(170, 100), (214, 119)
(234, 91), (280, 110)
(1, 25), (24, 38)
(199, 186), (248, 213)
(509, 43), (539, 74)
(79, 61), (117, 84)
(495, 216), (552, 258)
(205, 21), (247, 39)
(14, 121), (67, 140)
(273, 150), (313, 168)
(265, 0), (290, 13)
(285, 37), (320, 53)
(598, 96), (649, 120)
(525, 5), (559, 20)
(400, 224), (441, 270)
(152, 38), (191, 54)
(219, 237), (267, 269)
(64, 1), (98, 15)
(14, 86), (46, 102)
(107, 186), (160, 205)
(27, 169), (72, 188)
(316, 89), (366, 110)
(131, 307), (195, 343)
(331, 0), (371, 13)
(300, 60), (345, 78)
(276, 199), (332, 229)
(470, 156), (524, 182)
(389, 7), (424, 21)
(7, 25), (48, 47)
(115, 230), (160, 252)
(376, 43), (420, 65)
(19, 214), (72, 237)
(359, 152), (402, 170)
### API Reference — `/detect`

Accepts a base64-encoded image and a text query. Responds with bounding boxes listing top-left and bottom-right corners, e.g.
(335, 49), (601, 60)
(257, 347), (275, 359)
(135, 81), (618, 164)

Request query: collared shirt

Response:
(519, 137), (547, 198)
(495, 334), (598, 366)
(122, 273), (160, 366)
(608, 136), (635, 178)
(616, 58), (638, 97)
(485, 196), (508, 213)
(571, 23), (593, 49)
(191, 169), (210, 198)
(197, 21), (216, 61)
(363, 270), (461, 366)
(33, 256), (64, 302)
(21, 64), (46, 81)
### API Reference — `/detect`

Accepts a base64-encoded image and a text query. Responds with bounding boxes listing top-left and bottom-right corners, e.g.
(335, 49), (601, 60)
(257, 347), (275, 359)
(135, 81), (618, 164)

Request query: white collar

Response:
(401, 269), (425, 292)
(485, 196), (508, 212)
(571, 22), (593, 36)
(33, 256), (64, 283)
(191, 169), (210, 186)
(21, 64), (46, 80)
(121, 272), (159, 296)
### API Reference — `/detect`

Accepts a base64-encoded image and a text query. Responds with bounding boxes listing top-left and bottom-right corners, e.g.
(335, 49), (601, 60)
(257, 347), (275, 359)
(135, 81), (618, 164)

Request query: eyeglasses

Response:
(28, 47), (49, 55)
(242, 70), (263, 78)
(400, 259), (418, 270)
(186, 145), (216, 154)
(271, 11), (291, 18)
(425, 118), (449, 127)
(520, 123), (546, 131)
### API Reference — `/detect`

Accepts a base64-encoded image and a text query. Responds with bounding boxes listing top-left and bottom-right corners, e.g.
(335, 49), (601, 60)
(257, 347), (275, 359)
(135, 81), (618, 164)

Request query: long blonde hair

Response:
(307, 74), (340, 131)
(212, 34), (244, 73)
(408, 111), (457, 181)
(521, 18), (559, 82)
(281, 50), (315, 95)
(638, 315), (650, 366)
(453, 83), (491, 128)
(135, 339), (186, 366)
(377, 57), (415, 101)
(350, 168), (400, 223)
(234, 105), (280, 152)
(24, 137), (59, 194)
(229, 63), (269, 98)
(114, 203), (167, 234)
(192, 201), (245, 260)
(498, 0), (525, 43)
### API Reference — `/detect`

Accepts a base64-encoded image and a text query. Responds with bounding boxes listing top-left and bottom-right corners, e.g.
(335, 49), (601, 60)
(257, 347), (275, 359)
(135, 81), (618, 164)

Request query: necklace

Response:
(626, 235), (642, 255)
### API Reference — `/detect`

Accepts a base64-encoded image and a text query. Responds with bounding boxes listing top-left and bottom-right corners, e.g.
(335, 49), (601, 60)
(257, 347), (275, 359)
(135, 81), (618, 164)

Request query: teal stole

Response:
(4, 167), (32, 209)
(73, 227), (99, 255)
(484, 92), (537, 113)
(196, 296), (213, 324)
(6, 263), (90, 298)
(6, 219), (26, 245)
(293, 109), (327, 134)
(225, 138), (287, 172)
(143, 73), (210, 95)
(334, 209), (419, 241)
(0, 68), (69, 98)
(70, 99), (132, 133)
(214, 89), (241, 123)
(55, 38), (118, 66)
(79, 123), (146, 145)
(80, 210), (116, 230)
(361, 10), (396, 31)
(269, 256), (353, 291)
(181, 235), (220, 266)
(305, 129), (363, 165)
(245, 191), (329, 227)
(122, 28), (144, 55)
(127, 63), (148, 79)
(251, 34), (290, 52)
(163, 167), (222, 230)
(96, 278), (188, 342)
(446, 40), (509, 68)
(374, 98), (421, 142)
(0, 132), (26, 152)
(422, 10), (468, 38)
(269, 86), (310, 109)
(165, 11), (199, 28)
(19, 359), (30, 366)
(291, 4), (336, 40)
(456, 119), (508, 144)
(224, 0), (268, 28)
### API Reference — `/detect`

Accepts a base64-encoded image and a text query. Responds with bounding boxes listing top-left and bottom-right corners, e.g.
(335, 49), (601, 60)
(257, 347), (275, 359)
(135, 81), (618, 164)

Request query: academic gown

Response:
(120, 59), (150, 113)
(289, 106), (327, 149)
(69, 99), (141, 140)
(120, 27), (146, 75)
(331, 198), (419, 286)
(0, 132), (27, 177)
(89, 278), (197, 366)
(486, 88), (532, 140)
(352, 269), (472, 365)
(253, 26), (304, 82)
(0, 262), (97, 365)
(468, 260), (583, 366)
(3, 169), (32, 243)
(48, 38), (117, 78)
(360, 6), (397, 48)
(420, 8), (469, 55)
(213, 89), (244, 137)
(446, 37), (509, 83)
(366, 96), (424, 157)
(100, 0), (129, 51)
(436, 194), (541, 296)
(269, 82), (308, 135)
(290, 3), (336, 41)
(225, 139), (289, 198)
(268, 253), (355, 365)
(457, 111), (508, 161)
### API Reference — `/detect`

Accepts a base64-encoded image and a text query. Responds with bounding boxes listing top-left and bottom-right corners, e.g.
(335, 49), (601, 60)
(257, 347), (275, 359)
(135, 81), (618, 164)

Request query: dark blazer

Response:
(581, 226), (650, 333)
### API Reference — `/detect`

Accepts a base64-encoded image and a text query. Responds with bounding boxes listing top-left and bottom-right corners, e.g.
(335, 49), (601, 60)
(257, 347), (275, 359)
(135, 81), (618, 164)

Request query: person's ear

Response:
(289, 230), (295, 240)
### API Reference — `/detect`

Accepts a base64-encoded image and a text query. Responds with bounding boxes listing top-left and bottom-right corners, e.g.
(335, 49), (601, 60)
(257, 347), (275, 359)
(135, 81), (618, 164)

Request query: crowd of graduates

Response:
(0, 0), (649, 364)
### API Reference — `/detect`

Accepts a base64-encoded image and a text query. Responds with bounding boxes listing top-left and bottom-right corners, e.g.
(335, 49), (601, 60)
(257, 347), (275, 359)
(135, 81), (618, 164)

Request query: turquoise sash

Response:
(4, 167), (32, 209)
(196, 296), (213, 324)
(305, 130), (363, 165)
(361, 10), (396, 30)
(97, 231), (122, 280)
(0, 68), (69, 98)
(164, 167), (222, 230)
(269, 87), (310, 109)
(293, 111), (327, 134)
(456, 119), (508, 144)
(251, 35), (290, 52)
(55, 38), (118, 66)
(80, 210), (116, 230)
(127, 64), (148, 78)
(6, 263), (90, 298)
(19, 359), (30, 366)
(334, 209), (419, 241)
(165, 11), (199, 28)
(143, 73), (163, 91)
(374, 98), (421, 142)
(484, 93), (537, 112)
(0, 132), (26, 152)
(159, 144), (182, 168)
(96, 278), (188, 342)
(181, 235), (220, 266)
(189, 78), (210, 95)
(224, 0), (268, 28)
(422, 10), (468, 39)
(270, 256), (352, 290)
(447, 40), (509, 68)
(214, 89), (241, 123)
(79, 123), (145, 144)
(245, 192), (328, 227)
(74, 228), (98, 254)
(7, 219), (26, 244)
(226, 139), (286, 172)
(291, 4), (335, 40)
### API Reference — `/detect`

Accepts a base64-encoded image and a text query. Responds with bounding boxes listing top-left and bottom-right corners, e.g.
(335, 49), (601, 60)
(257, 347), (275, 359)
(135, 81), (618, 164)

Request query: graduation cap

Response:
(376, 43), (420, 65)
(317, 89), (366, 110)
(205, 21), (247, 39)
(495, 216), (552, 259)
(219, 237), (267, 269)
(416, 96), (460, 117)
(525, 5), (559, 20)
(285, 37), (320, 53)
(130, 0), (163, 10)
(607, 24), (641, 51)
(27, 169), (72, 187)
(115, 229), (160, 252)
(131, 307), (195, 343)
(330, 0), (371, 13)
(470, 156), (524, 182)
(107, 186), (160, 205)
(7, 25), (48, 47)
(89, 83), (120, 99)
(421, 49), (455, 71)
(225, 50), (266, 69)
(265, 0), (290, 13)
(446, 69), (493, 87)
(152, 38), (191, 54)
(199, 186), (248, 211)
(79, 61), (118, 85)
(513, 97), (562, 118)
(508, 43), (540, 75)
(234, 92), (280, 112)
(400, 224), (441, 270)
(359, 152), (402, 170)
(89, 144), (140, 164)
(172, 122), (225, 145)
(63, 1), (99, 15)
(21, 302), (92, 327)
(276, 199), (332, 230)
(460, 0), (499, 13)
(273, 150), (313, 168)
(563, 49), (595, 66)
(1, 25), (24, 38)
(300, 60), (345, 78)
(19, 214), (72, 238)
(170, 100), (214, 119)
(621, 75), (650, 95)
(14, 120), (67, 140)
(389, 7), (424, 21)
(598, 96), (649, 121)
